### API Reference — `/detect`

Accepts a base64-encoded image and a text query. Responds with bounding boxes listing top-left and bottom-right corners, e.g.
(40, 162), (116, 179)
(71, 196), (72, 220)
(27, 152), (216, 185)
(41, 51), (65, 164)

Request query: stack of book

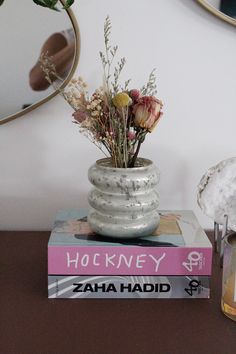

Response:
(48, 210), (212, 299)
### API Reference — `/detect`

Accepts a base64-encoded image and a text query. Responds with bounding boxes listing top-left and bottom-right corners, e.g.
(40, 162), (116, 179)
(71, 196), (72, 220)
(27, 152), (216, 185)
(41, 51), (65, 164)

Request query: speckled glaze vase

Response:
(87, 157), (160, 238)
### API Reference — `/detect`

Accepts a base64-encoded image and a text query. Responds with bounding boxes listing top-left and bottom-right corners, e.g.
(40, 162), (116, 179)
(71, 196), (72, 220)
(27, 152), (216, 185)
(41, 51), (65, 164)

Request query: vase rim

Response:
(95, 157), (154, 170)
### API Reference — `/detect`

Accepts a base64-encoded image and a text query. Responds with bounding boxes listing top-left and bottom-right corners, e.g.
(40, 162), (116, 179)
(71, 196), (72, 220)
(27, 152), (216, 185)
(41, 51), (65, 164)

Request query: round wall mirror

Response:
(0, 0), (80, 125)
(197, 0), (236, 26)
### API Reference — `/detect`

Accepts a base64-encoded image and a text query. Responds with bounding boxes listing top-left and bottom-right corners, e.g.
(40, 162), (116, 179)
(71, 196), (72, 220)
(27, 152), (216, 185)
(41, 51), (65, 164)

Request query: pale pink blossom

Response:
(127, 128), (136, 140)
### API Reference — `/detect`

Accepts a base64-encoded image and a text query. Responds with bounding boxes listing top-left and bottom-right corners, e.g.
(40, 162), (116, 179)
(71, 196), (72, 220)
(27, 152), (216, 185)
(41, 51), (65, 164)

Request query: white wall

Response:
(0, 0), (236, 230)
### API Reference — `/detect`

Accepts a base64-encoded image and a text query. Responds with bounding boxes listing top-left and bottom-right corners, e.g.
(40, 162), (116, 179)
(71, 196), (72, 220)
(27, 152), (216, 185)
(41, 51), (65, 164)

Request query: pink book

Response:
(48, 210), (212, 276)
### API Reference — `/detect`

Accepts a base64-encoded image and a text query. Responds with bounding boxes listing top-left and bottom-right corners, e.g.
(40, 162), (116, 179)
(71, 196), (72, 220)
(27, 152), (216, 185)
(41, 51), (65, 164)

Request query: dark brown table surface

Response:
(0, 231), (235, 354)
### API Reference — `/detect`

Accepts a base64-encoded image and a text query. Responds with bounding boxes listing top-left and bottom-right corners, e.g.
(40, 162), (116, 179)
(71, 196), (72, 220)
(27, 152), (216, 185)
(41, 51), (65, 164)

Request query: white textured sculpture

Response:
(197, 157), (236, 231)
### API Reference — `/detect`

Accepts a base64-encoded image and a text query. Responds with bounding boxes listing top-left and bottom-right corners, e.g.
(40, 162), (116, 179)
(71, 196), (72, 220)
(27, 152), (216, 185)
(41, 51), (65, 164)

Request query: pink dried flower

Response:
(73, 110), (88, 123)
(133, 96), (163, 132)
(127, 128), (136, 140)
(129, 89), (141, 102)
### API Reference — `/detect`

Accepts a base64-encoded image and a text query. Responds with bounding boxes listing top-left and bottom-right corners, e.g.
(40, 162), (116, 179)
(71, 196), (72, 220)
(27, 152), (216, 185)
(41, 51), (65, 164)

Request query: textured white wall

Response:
(0, 0), (236, 230)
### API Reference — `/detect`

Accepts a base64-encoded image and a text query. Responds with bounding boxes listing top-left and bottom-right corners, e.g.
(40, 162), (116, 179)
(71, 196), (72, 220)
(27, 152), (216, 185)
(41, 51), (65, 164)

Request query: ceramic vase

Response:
(87, 157), (160, 238)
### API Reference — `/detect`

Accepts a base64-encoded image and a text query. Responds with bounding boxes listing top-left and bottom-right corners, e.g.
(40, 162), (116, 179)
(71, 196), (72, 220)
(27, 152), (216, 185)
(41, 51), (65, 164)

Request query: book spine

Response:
(48, 275), (210, 299)
(48, 246), (212, 276)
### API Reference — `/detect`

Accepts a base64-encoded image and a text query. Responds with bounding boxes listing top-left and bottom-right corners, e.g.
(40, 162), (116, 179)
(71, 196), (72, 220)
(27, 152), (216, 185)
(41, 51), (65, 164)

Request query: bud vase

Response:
(87, 157), (160, 238)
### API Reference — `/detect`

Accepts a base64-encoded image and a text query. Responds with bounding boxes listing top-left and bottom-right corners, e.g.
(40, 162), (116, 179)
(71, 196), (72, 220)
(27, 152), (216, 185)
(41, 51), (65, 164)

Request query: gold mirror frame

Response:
(0, 0), (80, 125)
(197, 0), (236, 27)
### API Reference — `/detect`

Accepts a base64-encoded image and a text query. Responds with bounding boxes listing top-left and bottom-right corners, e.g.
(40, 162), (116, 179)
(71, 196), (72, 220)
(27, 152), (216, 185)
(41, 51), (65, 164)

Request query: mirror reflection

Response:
(0, 0), (78, 123)
(29, 28), (75, 92)
(198, 0), (236, 24)
(202, 0), (236, 19)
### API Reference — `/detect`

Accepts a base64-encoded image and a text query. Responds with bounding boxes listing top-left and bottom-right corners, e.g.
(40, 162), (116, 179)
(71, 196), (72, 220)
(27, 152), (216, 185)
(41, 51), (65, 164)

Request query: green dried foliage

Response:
(141, 69), (158, 96)
(100, 16), (129, 96)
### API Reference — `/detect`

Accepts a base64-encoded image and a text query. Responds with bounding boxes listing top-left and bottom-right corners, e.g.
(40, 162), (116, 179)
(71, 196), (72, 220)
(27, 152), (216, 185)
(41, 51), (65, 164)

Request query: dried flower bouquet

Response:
(40, 16), (163, 168)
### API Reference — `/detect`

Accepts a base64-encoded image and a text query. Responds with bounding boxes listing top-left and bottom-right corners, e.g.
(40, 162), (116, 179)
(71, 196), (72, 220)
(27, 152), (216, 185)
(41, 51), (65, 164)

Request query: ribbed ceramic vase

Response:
(87, 157), (160, 238)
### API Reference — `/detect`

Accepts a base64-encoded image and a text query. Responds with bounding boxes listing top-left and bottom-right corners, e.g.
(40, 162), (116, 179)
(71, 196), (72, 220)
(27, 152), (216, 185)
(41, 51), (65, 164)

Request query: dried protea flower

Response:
(133, 96), (163, 132)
